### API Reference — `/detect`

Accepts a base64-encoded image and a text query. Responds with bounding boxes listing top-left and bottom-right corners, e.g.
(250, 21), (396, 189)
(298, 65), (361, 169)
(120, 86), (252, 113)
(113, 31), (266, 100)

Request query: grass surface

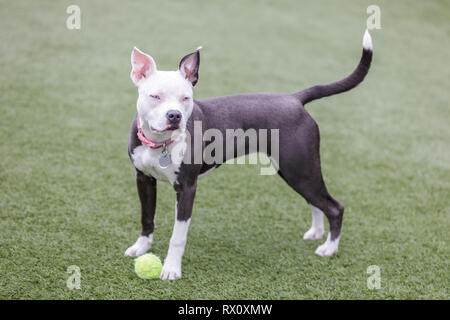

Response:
(0, 0), (449, 299)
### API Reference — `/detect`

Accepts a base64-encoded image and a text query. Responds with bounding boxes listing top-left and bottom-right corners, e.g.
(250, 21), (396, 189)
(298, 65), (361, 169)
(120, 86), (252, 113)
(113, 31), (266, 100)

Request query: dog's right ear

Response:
(130, 47), (157, 86)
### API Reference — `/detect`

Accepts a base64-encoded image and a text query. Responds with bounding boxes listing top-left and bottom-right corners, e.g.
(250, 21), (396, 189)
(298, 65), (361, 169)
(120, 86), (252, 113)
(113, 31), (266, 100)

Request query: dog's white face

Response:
(131, 47), (200, 137)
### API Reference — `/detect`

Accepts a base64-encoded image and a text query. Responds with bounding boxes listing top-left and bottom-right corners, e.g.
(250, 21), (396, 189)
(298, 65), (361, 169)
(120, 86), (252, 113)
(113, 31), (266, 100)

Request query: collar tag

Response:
(158, 147), (172, 168)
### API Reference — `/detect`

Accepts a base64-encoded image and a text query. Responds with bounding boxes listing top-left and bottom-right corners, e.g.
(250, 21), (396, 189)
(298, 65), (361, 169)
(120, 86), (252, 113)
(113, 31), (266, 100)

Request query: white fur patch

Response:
(363, 29), (373, 51)
(124, 234), (153, 257)
(315, 233), (340, 256)
(303, 205), (325, 240)
(131, 135), (187, 184)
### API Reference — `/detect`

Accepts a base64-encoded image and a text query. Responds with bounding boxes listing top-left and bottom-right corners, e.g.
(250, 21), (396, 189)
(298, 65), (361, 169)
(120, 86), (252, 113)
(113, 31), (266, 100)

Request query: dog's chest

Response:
(131, 143), (185, 184)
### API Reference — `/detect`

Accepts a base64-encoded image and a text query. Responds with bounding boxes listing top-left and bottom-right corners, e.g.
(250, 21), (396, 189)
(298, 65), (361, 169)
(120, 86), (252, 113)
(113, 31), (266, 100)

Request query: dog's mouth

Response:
(150, 124), (180, 133)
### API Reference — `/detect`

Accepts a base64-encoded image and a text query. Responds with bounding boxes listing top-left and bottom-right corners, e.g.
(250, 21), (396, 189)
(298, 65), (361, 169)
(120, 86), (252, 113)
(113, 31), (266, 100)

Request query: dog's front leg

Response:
(125, 170), (157, 256)
(160, 181), (197, 280)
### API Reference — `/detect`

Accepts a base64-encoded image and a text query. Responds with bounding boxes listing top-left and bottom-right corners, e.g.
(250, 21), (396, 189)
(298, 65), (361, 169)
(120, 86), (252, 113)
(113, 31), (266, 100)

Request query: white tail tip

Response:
(363, 29), (373, 51)
(196, 46), (203, 51)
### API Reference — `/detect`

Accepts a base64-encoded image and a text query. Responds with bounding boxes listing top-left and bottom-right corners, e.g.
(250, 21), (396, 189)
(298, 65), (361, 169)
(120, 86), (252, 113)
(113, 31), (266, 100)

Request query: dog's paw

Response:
(315, 234), (339, 257)
(160, 263), (181, 280)
(303, 227), (324, 240)
(124, 235), (152, 257)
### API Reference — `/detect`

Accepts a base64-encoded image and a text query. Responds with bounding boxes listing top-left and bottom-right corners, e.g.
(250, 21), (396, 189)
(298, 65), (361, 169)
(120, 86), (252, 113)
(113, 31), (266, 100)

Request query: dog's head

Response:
(130, 47), (200, 136)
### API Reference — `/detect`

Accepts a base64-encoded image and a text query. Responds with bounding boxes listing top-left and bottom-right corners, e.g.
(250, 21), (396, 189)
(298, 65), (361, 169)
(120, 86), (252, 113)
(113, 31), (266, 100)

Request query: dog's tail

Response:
(294, 29), (373, 105)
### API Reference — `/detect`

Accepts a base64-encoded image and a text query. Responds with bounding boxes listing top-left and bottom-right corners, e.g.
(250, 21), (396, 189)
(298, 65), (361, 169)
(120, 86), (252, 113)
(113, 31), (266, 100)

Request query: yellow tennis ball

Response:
(134, 253), (162, 279)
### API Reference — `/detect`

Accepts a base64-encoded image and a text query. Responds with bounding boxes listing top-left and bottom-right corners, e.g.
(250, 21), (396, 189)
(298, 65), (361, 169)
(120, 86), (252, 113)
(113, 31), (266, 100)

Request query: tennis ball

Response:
(134, 253), (162, 279)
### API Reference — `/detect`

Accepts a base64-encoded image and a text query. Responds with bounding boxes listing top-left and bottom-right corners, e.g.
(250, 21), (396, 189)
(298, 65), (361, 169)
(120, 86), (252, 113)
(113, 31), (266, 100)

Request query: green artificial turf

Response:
(0, 0), (448, 299)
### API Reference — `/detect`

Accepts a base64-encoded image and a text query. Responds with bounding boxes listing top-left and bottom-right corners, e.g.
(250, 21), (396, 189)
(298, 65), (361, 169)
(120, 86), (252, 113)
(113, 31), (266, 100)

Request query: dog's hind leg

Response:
(306, 191), (344, 256)
(280, 171), (344, 256)
(279, 168), (344, 256)
(277, 122), (344, 256)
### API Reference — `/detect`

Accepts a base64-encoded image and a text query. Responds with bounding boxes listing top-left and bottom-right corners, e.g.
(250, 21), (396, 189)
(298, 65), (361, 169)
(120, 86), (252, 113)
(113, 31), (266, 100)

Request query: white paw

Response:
(315, 234), (340, 256)
(303, 227), (324, 240)
(160, 262), (181, 280)
(124, 235), (153, 257)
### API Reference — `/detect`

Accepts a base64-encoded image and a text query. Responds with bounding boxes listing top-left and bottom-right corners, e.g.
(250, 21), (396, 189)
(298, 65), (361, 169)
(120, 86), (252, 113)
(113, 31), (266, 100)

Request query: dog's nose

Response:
(166, 110), (182, 124)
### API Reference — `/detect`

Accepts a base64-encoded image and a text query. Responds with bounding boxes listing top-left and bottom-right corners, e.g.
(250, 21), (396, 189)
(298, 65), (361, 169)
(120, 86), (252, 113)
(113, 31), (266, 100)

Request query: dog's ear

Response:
(179, 47), (201, 86)
(130, 47), (157, 86)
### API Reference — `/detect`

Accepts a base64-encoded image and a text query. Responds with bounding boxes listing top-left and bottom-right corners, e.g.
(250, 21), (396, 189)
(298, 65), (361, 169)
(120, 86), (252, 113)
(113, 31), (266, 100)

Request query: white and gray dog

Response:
(124, 30), (373, 280)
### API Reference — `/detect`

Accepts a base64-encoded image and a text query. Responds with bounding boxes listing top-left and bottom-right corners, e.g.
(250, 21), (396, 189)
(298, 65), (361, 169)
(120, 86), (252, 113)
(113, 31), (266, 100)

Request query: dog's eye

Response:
(149, 94), (160, 100)
(182, 97), (190, 101)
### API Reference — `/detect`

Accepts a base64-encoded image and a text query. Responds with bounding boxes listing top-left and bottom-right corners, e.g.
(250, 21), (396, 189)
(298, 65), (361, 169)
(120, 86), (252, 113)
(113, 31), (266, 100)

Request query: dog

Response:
(124, 30), (373, 280)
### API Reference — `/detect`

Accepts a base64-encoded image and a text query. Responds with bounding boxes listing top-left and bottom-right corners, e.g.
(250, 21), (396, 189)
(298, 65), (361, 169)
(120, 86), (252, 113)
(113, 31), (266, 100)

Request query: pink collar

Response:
(137, 118), (174, 149)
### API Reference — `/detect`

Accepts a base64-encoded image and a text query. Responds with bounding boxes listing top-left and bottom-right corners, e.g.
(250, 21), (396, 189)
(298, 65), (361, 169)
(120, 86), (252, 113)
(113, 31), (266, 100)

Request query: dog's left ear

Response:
(179, 47), (201, 86)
